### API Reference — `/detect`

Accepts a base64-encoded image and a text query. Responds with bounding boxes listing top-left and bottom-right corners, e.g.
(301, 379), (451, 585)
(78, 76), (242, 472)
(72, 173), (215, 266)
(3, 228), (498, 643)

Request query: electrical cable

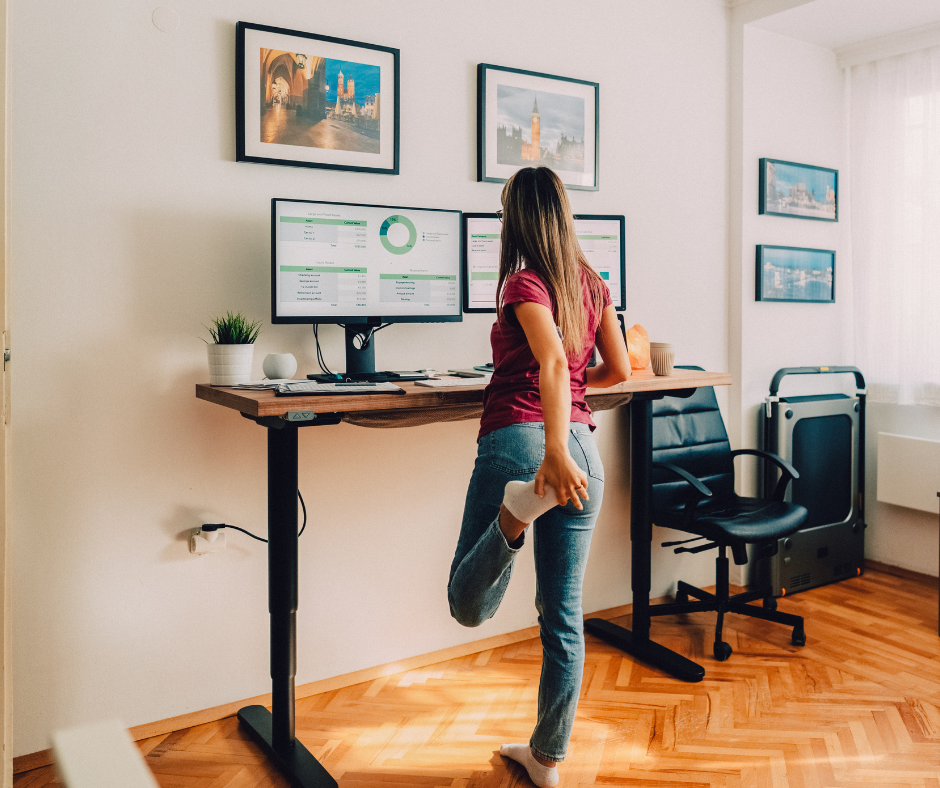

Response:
(314, 322), (392, 373)
(357, 323), (391, 350)
(201, 490), (307, 544)
(313, 325), (334, 375)
(298, 489), (307, 537)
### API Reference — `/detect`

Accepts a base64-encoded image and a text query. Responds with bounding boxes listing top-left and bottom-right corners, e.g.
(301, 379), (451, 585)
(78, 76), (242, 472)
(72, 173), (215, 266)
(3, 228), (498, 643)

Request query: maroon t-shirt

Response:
(478, 267), (612, 440)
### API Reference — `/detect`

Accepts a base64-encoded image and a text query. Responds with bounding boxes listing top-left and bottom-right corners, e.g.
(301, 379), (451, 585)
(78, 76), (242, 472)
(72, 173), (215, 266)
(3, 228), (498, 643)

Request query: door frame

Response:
(1, 0), (12, 783)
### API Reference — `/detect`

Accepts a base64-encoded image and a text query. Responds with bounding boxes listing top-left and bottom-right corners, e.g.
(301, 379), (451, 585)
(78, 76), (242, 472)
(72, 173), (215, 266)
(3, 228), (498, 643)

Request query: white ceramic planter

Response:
(207, 343), (254, 386)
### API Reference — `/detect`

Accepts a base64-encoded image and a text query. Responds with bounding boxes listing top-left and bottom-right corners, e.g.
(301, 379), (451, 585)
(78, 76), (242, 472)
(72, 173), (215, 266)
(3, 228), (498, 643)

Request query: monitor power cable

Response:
(200, 490), (307, 543)
(313, 323), (392, 373)
(313, 324), (334, 376)
(339, 322), (391, 351)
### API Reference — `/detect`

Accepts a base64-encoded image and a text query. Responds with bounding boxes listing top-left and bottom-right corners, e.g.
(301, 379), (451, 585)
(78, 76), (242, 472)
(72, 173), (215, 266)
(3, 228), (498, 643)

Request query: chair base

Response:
(649, 579), (805, 661)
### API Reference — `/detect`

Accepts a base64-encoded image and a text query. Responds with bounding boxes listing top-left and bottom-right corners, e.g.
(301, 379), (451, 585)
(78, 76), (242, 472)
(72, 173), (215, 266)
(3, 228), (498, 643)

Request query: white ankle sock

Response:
(503, 480), (558, 524)
(500, 744), (558, 788)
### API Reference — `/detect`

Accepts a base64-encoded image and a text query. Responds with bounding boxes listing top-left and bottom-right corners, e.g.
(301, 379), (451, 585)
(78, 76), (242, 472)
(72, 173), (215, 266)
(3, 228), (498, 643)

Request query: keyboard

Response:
(275, 381), (404, 396)
(414, 376), (491, 388)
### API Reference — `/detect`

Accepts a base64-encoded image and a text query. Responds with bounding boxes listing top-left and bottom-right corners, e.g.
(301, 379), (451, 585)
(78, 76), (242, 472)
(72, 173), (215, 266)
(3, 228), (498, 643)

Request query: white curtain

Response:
(850, 46), (940, 405)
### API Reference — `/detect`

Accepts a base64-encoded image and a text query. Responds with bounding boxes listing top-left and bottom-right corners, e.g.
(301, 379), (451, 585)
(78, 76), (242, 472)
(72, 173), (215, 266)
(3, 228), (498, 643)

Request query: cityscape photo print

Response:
(495, 86), (585, 173)
(260, 49), (381, 154)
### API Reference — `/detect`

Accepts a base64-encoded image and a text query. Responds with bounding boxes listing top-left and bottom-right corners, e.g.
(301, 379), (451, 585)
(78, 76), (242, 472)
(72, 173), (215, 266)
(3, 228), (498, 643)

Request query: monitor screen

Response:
(462, 214), (626, 313)
(272, 199), (462, 324)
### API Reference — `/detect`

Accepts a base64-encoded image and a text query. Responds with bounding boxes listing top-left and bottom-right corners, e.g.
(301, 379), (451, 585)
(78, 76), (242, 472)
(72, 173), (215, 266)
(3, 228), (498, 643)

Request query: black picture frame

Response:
(759, 158), (838, 221)
(477, 63), (598, 191)
(756, 245), (835, 303)
(236, 22), (399, 174)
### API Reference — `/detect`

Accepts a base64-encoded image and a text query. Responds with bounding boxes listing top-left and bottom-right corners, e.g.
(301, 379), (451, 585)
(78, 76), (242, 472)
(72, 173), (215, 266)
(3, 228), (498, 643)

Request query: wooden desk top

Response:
(196, 368), (731, 420)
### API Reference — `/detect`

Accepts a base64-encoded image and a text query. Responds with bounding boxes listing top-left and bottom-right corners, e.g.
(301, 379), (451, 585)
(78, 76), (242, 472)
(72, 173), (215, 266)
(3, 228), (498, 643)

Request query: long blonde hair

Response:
(496, 167), (606, 357)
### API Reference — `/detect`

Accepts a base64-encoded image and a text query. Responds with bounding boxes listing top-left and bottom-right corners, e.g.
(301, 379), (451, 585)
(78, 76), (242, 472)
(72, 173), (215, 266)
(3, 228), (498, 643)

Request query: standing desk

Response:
(196, 367), (731, 788)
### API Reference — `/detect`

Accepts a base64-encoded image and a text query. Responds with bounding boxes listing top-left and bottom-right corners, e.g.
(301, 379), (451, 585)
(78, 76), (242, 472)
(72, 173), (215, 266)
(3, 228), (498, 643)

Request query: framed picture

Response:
(759, 158), (838, 221)
(477, 63), (598, 191)
(756, 245), (835, 303)
(236, 22), (399, 174)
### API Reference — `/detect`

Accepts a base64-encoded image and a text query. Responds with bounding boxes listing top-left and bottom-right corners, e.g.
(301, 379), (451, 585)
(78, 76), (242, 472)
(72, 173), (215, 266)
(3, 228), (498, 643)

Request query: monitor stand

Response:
(307, 324), (427, 383)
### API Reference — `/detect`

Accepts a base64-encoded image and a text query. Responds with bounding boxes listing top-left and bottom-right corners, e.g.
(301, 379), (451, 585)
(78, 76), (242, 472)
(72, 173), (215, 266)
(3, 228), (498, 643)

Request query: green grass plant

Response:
(204, 311), (262, 344)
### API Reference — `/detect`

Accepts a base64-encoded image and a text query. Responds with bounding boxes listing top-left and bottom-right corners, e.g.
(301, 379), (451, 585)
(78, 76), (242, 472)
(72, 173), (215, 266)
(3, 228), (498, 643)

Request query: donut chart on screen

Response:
(380, 215), (417, 255)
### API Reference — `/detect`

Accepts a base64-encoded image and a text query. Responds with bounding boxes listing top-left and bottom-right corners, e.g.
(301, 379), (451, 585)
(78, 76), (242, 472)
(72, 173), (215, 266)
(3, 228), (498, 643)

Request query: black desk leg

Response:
(237, 425), (338, 788)
(584, 396), (705, 682)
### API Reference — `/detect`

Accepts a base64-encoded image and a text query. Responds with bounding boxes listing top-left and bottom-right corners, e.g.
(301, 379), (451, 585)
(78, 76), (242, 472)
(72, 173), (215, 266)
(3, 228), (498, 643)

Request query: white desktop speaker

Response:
(262, 353), (298, 380)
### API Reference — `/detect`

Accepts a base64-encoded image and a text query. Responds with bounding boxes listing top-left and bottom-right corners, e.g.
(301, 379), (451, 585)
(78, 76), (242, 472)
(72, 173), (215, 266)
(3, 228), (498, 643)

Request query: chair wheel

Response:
(713, 641), (732, 661)
(792, 628), (806, 647)
(762, 596), (777, 611)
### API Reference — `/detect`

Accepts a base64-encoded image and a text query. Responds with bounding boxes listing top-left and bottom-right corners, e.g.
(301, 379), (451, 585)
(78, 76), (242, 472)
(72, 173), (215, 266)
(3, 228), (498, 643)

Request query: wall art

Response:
(759, 158), (837, 221)
(477, 63), (598, 190)
(756, 245), (835, 302)
(236, 22), (399, 174)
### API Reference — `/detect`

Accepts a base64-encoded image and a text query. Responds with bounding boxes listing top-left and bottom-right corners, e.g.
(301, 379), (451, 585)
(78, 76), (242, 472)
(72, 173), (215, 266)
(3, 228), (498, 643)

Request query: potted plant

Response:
(203, 311), (262, 386)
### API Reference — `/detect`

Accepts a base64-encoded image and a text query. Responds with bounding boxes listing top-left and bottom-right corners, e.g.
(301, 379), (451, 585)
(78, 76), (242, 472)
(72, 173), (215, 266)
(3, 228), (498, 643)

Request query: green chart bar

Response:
(280, 217), (368, 226)
(471, 272), (499, 280)
(280, 266), (367, 273)
(379, 274), (457, 280)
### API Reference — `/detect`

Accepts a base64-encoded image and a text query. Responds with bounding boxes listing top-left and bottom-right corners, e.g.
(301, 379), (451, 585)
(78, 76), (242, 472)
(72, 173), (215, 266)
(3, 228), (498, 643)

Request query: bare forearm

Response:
(539, 360), (572, 454)
(586, 361), (630, 388)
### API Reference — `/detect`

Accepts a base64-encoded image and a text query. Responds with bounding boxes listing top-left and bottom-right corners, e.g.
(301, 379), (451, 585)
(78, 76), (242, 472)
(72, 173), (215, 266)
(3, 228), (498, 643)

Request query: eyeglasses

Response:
(496, 209), (503, 222)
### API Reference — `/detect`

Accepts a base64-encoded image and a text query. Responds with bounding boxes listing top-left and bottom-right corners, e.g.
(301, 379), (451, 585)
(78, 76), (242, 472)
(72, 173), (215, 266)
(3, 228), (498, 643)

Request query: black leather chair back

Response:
(651, 368), (735, 518)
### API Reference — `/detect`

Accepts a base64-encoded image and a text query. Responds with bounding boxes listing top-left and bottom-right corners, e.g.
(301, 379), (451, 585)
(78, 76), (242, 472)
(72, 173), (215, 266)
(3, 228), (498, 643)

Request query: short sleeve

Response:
(501, 270), (553, 311)
(602, 281), (613, 309)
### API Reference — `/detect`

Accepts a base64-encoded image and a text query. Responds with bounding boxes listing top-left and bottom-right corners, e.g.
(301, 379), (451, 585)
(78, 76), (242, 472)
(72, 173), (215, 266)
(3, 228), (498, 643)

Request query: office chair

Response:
(648, 368), (808, 661)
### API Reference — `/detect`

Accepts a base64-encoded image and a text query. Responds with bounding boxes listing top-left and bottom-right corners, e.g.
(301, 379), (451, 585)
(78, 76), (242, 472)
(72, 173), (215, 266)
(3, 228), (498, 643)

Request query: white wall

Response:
(11, 0), (730, 756)
(735, 27), (852, 493)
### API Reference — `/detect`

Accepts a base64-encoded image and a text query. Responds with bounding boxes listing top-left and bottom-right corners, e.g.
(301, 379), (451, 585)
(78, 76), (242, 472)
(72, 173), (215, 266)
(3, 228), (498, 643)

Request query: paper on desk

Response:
(228, 379), (296, 390)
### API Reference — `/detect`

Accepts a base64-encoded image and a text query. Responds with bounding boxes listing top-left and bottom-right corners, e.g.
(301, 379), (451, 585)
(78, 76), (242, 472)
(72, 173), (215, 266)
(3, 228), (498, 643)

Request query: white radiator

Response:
(876, 432), (940, 514)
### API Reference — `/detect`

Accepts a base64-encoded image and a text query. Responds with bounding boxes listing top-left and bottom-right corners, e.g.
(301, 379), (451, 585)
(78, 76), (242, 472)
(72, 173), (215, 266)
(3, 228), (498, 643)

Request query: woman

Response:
(447, 167), (631, 787)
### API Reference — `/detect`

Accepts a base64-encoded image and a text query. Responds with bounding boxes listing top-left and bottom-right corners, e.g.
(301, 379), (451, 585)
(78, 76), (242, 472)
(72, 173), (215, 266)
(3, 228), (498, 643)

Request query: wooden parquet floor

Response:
(15, 566), (940, 788)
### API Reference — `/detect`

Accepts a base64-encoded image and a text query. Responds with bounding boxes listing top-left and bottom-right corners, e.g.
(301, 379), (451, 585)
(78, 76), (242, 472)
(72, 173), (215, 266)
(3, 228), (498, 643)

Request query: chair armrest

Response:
(652, 462), (713, 499)
(731, 448), (798, 500)
(730, 448), (799, 479)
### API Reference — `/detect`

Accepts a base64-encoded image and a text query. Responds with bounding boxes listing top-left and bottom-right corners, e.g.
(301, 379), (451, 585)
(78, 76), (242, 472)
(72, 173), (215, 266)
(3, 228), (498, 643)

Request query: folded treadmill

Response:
(752, 366), (867, 597)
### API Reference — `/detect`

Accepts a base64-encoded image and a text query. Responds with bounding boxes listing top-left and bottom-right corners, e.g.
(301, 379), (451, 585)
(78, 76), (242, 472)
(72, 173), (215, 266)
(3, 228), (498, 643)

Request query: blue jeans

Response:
(447, 422), (605, 762)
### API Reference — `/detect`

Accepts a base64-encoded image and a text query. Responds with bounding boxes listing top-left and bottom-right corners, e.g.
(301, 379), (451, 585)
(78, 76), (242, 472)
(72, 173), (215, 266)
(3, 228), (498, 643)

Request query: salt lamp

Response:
(626, 324), (650, 370)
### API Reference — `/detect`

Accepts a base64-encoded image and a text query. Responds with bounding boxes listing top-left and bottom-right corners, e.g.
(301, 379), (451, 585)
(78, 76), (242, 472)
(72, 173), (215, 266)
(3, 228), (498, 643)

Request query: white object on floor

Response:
(503, 479), (560, 523)
(52, 718), (159, 788)
(876, 432), (940, 514)
(500, 743), (559, 788)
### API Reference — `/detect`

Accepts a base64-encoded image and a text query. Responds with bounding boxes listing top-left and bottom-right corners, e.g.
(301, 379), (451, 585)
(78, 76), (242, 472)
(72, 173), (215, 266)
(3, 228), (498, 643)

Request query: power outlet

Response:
(190, 528), (226, 555)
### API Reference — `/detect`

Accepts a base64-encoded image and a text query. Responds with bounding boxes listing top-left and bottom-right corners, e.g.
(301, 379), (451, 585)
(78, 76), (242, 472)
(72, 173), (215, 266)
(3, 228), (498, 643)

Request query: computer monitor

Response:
(462, 213), (626, 313)
(272, 198), (461, 379)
